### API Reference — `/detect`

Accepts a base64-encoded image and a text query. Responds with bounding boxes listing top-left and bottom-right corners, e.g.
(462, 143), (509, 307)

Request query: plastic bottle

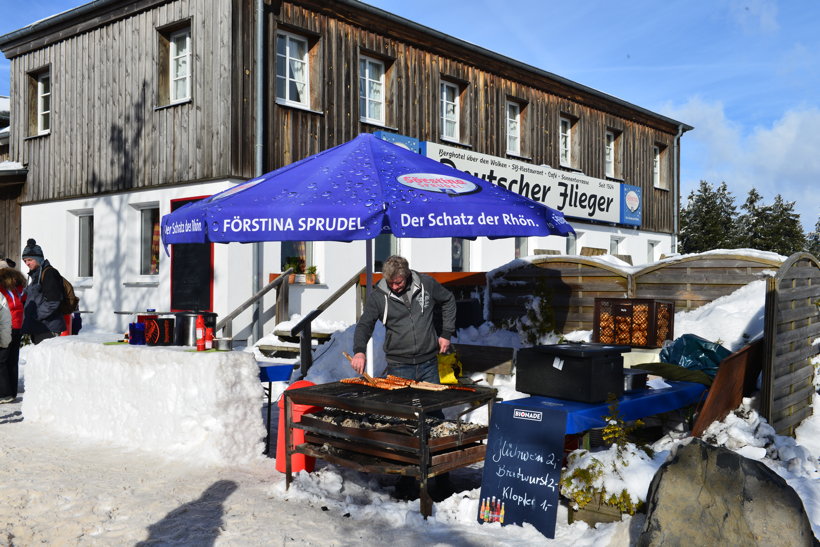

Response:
(196, 314), (206, 351)
(204, 327), (214, 350)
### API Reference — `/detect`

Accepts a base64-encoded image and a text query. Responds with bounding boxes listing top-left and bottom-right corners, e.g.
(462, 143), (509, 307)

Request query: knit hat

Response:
(22, 238), (44, 263)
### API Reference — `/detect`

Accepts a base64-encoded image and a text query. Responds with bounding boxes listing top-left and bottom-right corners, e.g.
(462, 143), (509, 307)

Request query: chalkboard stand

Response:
(478, 400), (567, 539)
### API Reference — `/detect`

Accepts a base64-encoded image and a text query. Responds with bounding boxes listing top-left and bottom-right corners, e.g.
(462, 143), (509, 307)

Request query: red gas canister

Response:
(275, 380), (322, 473)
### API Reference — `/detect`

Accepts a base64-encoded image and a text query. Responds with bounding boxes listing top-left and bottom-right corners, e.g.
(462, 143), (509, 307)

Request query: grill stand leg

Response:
(284, 394), (293, 489)
(264, 381), (272, 456)
(417, 410), (432, 518)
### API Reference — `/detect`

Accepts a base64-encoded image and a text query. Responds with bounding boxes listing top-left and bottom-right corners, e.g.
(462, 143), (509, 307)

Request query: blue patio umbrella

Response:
(161, 133), (574, 249)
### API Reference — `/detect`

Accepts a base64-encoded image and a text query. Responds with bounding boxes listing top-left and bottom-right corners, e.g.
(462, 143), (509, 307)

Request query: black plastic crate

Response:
(515, 343), (631, 403)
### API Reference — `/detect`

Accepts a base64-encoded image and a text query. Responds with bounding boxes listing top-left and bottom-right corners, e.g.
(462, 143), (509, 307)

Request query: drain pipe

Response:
(672, 124), (684, 254)
(252, 0), (266, 343)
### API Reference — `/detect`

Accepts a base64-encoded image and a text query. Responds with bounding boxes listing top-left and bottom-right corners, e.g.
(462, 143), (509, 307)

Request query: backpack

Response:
(42, 266), (80, 315)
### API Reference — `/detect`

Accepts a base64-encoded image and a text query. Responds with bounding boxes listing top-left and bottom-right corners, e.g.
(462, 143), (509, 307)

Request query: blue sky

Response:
(1, 0), (818, 232)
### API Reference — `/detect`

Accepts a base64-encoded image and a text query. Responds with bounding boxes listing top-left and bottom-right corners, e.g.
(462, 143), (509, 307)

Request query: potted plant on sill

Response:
(282, 256), (305, 284)
(305, 265), (318, 284)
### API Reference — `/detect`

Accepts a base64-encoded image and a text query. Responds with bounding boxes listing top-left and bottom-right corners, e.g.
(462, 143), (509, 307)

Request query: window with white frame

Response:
(78, 214), (94, 278)
(281, 241), (313, 276)
(28, 69), (51, 136)
(647, 240), (660, 263)
(451, 238), (469, 272)
(559, 116), (572, 167)
(506, 101), (520, 155)
(440, 81), (459, 141)
(374, 233), (398, 272)
(169, 28), (191, 103)
(566, 231), (578, 255)
(609, 236), (623, 255)
(605, 130), (618, 178)
(653, 144), (668, 189)
(359, 56), (385, 125)
(157, 22), (191, 106)
(514, 236), (528, 259)
(37, 72), (51, 134)
(140, 207), (160, 275)
(276, 31), (309, 107)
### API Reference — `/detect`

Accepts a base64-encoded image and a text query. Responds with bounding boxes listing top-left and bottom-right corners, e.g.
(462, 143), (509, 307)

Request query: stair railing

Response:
(289, 267), (365, 375)
(215, 268), (293, 340)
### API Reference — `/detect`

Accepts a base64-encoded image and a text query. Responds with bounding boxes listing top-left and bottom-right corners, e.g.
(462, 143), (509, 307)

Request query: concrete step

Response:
(257, 345), (301, 358)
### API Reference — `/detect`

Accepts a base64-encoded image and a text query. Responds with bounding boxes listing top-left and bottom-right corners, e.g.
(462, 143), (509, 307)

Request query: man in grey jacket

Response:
(351, 255), (456, 383)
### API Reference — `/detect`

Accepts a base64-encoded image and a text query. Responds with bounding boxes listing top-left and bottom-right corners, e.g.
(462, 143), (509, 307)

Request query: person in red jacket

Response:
(0, 259), (27, 403)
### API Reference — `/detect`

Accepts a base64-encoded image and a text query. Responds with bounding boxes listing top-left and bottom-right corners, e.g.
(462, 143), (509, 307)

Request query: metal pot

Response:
(174, 312), (218, 346)
(214, 337), (233, 351)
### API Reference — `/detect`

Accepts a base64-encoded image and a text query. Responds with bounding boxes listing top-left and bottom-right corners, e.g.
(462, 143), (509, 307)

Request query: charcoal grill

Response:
(284, 381), (497, 517)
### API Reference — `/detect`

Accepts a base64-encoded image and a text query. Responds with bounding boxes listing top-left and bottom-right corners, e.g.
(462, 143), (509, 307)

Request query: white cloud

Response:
(662, 97), (819, 231)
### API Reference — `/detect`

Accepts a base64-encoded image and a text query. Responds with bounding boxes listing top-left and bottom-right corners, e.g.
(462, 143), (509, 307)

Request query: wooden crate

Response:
(592, 298), (675, 348)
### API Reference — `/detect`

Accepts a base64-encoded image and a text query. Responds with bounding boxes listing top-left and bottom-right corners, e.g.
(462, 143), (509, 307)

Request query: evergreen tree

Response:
(679, 181), (737, 253)
(765, 195), (806, 256)
(732, 188), (766, 249)
(806, 217), (820, 258)
(734, 190), (806, 255)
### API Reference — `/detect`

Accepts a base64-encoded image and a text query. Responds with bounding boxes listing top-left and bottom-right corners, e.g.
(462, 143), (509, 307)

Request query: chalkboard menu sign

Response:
(478, 399), (567, 539)
(170, 198), (213, 311)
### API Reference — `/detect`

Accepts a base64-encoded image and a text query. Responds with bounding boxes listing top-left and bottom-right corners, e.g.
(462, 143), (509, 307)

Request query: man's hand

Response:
(438, 337), (451, 355)
(350, 352), (366, 374)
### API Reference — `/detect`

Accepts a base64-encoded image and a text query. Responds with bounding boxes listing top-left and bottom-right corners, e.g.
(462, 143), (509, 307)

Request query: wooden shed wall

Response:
(7, 0), (249, 204)
(762, 253), (820, 436)
(270, 1), (681, 234)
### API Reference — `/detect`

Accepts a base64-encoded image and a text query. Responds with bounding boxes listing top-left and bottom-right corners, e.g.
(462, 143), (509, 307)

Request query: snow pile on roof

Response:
(0, 159), (24, 170)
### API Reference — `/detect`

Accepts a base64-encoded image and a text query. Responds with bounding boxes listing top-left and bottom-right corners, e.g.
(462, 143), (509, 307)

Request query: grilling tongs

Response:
(342, 351), (375, 382)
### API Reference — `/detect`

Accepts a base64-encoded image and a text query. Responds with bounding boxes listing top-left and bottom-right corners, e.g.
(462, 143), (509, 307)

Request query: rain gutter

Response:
(252, 0), (265, 343)
(672, 124), (684, 253)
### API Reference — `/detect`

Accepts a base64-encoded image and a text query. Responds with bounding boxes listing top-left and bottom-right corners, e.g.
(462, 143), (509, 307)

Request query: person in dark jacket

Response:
(0, 261), (27, 402)
(21, 239), (66, 344)
(351, 255), (456, 383)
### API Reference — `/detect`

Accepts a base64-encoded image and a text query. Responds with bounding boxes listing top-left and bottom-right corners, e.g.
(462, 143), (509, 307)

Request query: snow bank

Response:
(22, 338), (266, 465)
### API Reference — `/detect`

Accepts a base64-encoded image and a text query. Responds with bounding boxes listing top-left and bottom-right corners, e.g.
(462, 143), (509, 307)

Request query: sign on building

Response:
(422, 141), (641, 226)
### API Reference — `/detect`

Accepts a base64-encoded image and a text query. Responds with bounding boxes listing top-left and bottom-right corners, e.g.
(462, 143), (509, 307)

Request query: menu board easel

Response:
(478, 399), (567, 538)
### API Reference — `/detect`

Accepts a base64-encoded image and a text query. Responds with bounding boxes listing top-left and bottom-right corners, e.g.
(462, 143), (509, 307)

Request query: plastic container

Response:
(276, 380), (322, 473)
(128, 322), (146, 345)
(516, 343), (631, 403)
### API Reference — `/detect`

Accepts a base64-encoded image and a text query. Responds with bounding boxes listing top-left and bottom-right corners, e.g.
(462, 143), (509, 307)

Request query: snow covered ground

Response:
(1, 274), (818, 545)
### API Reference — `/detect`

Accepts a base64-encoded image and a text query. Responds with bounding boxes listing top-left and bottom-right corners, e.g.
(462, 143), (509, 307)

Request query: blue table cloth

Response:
(499, 381), (707, 435)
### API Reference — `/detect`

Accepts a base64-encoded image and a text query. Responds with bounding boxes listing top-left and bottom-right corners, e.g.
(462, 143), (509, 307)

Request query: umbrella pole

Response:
(365, 239), (375, 377)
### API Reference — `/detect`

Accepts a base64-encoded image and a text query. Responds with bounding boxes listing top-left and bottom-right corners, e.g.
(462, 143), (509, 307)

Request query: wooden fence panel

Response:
(488, 251), (785, 333)
(488, 258), (629, 332)
(762, 253), (820, 436)
(632, 253), (783, 312)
